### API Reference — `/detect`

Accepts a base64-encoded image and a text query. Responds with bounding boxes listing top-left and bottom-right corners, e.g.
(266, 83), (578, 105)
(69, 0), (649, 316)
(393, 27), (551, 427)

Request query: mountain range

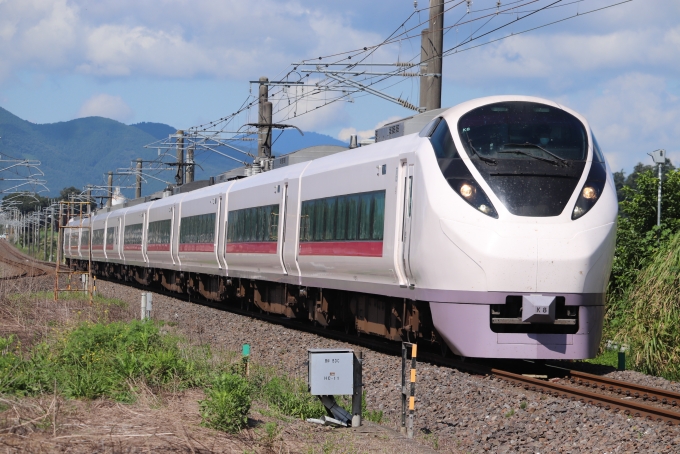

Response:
(0, 106), (346, 197)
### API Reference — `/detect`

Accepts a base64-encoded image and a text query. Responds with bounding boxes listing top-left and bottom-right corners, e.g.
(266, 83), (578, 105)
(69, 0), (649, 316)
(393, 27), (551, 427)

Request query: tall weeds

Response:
(609, 231), (680, 379)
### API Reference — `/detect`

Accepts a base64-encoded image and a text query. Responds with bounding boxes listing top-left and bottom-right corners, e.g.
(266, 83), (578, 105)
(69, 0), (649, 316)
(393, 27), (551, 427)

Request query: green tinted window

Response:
(81, 229), (90, 247)
(180, 213), (216, 244)
(147, 219), (171, 244)
(92, 229), (104, 245)
(227, 204), (279, 243)
(106, 227), (116, 246)
(300, 190), (386, 242)
(124, 223), (143, 245)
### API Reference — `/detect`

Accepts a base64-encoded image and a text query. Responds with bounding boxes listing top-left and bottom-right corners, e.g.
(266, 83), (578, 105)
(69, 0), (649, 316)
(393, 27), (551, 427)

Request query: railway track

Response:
(0, 240), (55, 279)
(3, 243), (679, 427)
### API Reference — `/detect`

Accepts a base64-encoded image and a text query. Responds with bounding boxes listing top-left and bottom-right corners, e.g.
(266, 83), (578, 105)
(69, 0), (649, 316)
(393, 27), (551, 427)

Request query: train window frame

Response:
(300, 190), (386, 243)
(226, 204), (280, 244)
(179, 213), (216, 244)
(147, 219), (171, 245)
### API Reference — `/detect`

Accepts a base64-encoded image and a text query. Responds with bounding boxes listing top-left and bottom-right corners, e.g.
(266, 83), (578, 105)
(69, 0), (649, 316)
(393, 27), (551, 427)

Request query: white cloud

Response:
(565, 73), (680, 172)
(77, 93), (134, 122)
(338, 116), (402, 141)
(0, 0), (386, 81)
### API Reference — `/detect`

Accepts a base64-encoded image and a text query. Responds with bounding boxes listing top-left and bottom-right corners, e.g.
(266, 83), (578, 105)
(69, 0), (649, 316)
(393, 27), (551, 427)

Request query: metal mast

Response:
(420, 0), (444, 111)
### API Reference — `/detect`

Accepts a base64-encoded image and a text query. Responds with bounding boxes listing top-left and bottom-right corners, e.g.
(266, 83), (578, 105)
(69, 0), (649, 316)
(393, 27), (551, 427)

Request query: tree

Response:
(59, 186), (82, 201)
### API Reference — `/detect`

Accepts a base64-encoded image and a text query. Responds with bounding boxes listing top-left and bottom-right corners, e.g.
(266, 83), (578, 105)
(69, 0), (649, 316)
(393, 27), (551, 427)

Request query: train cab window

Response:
(124, 223), (143, 245)
(81, 230), (90, 248)
(227, 204), (279, 243)
(147, 219), (171, 245)
(300, 190), (385, 242)
(180, 213), (216, 244)
(452, 101), (589, 217)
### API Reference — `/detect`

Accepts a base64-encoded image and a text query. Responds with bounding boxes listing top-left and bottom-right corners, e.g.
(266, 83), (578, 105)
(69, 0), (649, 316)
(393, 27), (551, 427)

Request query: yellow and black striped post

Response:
(93, 275), (97, 296)
(401, 342), (418, 438)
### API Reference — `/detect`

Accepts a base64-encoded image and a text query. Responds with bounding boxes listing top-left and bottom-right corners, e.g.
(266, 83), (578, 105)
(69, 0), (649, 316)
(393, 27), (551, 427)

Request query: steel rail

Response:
(489, 368), (680, 426)
(567, 370), (680, 407)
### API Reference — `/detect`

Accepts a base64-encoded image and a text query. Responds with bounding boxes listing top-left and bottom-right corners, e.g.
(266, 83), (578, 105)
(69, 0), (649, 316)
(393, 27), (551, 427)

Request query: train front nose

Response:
(434, 219), (615, 359)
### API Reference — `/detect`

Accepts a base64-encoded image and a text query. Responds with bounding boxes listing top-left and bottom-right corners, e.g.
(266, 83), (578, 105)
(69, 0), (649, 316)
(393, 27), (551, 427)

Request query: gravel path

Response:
(97, 280), (680, 453)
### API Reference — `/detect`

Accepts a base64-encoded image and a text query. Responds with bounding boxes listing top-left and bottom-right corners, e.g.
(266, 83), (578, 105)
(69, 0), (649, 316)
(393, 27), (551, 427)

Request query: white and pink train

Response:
(65, 95), (617, 359)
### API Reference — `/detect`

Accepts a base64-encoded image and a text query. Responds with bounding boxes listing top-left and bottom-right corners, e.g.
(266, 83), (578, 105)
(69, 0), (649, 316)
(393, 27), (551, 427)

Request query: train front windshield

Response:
(456, 102), (589, 217)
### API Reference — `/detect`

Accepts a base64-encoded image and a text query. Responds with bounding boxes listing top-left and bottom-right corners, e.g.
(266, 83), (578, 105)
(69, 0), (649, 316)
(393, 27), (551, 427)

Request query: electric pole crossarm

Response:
(324, 73), (422, 112)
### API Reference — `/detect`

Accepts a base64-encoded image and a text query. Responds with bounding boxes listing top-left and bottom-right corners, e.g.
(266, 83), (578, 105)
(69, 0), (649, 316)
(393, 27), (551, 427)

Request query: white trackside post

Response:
(141, 293), (147, 320)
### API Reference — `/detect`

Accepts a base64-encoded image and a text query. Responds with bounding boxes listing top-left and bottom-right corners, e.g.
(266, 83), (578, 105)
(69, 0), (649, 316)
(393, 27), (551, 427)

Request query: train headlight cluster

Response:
(572, 162), (607, 220)
(582, 186), (598, 200)
(454, 180), (498, 218)
(460, 184), (475, 198)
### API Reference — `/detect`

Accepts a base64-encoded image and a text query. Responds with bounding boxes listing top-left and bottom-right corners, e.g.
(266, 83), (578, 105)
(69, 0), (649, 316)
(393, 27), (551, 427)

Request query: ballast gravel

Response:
(98, 280), (680, 453)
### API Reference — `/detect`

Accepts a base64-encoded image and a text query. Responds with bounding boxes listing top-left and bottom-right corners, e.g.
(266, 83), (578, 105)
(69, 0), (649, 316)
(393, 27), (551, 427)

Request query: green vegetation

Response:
(0, 320), (214, 401)
(604, 164), (680, 380)
(251, 368), (325, 420)
(199, 372), (252, 433)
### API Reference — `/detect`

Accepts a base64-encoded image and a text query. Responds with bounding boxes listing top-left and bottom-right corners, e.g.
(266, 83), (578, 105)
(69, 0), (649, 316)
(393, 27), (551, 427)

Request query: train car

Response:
(67, 95), (617, 360)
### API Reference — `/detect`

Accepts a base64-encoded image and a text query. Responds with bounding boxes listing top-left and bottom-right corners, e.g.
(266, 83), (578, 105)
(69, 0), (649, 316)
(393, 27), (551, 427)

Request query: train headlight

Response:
(460, 183), (475, 198)
(572, 162), (607, 220)
(582, 186), (598, 200)
(453, 180), (498, 218)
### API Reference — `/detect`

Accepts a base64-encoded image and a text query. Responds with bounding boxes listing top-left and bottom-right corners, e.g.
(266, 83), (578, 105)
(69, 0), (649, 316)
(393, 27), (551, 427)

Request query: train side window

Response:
(227, 204), (280, 243)
(300, 190), (385, 243)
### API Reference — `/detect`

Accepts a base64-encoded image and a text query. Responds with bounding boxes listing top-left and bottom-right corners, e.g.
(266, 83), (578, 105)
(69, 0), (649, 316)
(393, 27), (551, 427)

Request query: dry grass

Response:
(0, 274), (433, 453)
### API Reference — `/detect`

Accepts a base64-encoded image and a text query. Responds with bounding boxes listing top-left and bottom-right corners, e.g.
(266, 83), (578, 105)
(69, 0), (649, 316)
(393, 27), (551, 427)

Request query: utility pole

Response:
(43, 210), (47, 261)
(136, 158), (143, 198)
(258, 77), (273, 160)
(420, 0), (444, 111)
(176, 130), (185, 185)
(107, 172), (113, 208)
(186, 146), (195, 183)
(648, 149), (666, 228)
(49, 206), (54, 262)
(419, 27), (431, 110)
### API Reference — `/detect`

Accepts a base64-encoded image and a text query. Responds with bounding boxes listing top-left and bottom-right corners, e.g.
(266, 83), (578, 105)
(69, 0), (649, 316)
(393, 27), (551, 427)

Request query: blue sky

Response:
(0, 0), (678, 173)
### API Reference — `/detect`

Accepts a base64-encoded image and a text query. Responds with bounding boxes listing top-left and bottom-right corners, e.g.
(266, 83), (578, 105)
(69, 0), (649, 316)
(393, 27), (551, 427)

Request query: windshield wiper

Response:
(502, 142), (569, 166)
(465, 132), (497, 165)
(498, 149), (558, 166)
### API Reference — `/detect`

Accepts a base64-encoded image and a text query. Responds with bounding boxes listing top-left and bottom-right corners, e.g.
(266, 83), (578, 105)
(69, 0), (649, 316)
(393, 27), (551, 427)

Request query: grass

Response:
(0, 319), (218, 401)
(605, 230), (680, 380)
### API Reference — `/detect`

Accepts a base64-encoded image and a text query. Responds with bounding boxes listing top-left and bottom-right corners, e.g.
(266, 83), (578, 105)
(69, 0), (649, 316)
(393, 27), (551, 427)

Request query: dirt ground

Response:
(0, 275), (436, 453)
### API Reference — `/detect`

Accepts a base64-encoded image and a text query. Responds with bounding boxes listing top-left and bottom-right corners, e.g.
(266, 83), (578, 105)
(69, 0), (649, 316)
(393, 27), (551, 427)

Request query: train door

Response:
(141, 212), (149, 263)
(170, 205), (179, 266)
(401, 163), (415, 286)
(278, 183), (289, 275)
(215, 196), (224, 270)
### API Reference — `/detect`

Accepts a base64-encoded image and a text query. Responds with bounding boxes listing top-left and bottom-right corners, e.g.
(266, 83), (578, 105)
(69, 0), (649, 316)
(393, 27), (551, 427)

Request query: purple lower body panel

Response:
(429, 301), (604, 359)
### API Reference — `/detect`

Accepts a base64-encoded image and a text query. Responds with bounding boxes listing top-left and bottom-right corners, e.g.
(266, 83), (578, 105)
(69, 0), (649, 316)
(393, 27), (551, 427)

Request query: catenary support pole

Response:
(658, 162), (662, 228)
(423, 0), (443, 111)
(419, 28), (430, 110)
(49, 206), (54, 262)
(136, 158), (143, 198)
(176, 130), (184, 186)
(258, 77), (272, 159)
(107, 172), (113, 208)
(186, 147), (194, 183)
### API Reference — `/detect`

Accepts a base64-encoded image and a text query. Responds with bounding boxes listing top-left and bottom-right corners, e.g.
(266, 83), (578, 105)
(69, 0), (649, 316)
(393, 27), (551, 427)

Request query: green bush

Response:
(610, 231), (680, 380)
(259, 375), (325, 420)
(0, 320), (214, 400)
(199, 373), (251, 433)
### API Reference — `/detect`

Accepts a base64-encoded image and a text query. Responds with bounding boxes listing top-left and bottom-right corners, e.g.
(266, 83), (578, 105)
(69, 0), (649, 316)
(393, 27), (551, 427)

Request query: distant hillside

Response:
(130, 122), (176, 140)
(0, 106), (346, 198)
